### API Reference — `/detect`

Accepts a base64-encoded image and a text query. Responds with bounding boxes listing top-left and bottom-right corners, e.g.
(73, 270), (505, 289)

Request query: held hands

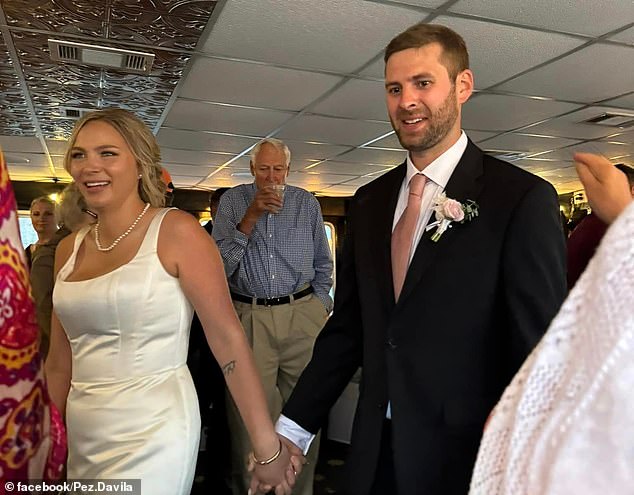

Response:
(574, 152), (633, 224)
(248, 434), (307, 495)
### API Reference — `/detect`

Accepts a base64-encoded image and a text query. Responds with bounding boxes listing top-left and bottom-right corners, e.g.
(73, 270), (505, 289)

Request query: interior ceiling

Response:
(0, 0), (633, 197)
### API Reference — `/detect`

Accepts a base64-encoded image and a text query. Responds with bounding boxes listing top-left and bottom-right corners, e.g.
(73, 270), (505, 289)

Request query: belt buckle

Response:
(264, 298), (275, 307)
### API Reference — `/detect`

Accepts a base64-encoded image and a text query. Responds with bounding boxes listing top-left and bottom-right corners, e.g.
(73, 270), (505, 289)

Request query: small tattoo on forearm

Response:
(222, 360), (236, 375)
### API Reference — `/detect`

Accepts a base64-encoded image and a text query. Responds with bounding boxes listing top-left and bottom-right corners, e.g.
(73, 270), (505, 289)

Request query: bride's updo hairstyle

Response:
(63, 108), (166, 208)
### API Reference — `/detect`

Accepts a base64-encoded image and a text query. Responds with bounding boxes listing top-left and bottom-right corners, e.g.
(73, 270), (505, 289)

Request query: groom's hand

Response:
(279, 433), (307, 478)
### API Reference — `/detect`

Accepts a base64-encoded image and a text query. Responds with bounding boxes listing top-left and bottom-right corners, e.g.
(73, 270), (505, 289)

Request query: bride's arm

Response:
(44, 236), (74, 418)
(158, 210), (294, 491)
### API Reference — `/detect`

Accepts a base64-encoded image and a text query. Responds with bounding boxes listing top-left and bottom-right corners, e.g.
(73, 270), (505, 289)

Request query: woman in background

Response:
(26, 196), (57, 266)
(30, 183), (95, 358)
(45, 109), (296, 495)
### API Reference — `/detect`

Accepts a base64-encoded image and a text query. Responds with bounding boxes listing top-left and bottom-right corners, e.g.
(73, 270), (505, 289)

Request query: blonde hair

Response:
(63, 108), (165, 207)
(30, 195), (55, 212)
(55, 183), (94, 231)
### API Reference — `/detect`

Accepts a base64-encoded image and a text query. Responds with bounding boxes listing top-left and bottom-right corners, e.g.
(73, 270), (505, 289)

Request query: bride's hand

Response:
(249, 441), (295, 495)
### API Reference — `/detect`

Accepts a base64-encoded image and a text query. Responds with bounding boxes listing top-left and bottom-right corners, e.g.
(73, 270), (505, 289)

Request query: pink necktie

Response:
(391, 174), (426, 301)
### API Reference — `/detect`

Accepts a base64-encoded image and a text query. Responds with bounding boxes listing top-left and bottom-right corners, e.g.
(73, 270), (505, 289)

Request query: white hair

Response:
(250, 138), (291, 167)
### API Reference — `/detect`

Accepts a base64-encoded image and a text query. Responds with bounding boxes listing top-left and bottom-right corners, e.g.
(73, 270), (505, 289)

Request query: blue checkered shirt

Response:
(213, 183), (333, 312)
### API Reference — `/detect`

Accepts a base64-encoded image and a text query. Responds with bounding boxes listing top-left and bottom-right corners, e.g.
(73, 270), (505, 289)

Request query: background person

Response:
(26, 196), (57, 266)
(30, 183), (95, 358)
(566, 163), (634, 288)
(213, 138), (333, 495)
(470, 152), (634, 495)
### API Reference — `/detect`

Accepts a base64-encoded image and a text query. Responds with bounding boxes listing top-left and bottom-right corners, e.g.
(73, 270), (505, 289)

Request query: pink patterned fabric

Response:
(0, 150), (66, 487)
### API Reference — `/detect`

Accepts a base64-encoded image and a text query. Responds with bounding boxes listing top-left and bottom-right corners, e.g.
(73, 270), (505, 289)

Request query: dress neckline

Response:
(59, 208), (172, 284)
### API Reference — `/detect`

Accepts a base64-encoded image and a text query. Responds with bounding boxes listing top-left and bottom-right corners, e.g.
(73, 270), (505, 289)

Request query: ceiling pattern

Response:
(0, 0), (633, 196)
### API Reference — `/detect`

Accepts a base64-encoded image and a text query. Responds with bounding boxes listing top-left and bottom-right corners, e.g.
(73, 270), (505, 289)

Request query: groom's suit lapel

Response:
(373, 165), (407, 310)
(396, 140), (485, 306)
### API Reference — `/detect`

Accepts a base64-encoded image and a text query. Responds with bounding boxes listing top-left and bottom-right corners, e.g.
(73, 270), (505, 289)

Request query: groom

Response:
(270, 22), (567, 495)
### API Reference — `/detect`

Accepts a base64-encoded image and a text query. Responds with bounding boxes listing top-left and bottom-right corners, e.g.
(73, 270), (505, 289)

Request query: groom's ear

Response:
(455, 69), (474, 105)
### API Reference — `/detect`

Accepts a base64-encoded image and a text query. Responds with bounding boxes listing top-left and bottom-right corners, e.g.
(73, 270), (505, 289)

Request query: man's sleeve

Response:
(503, 180), (567, 369)
(309, 196), (334, 313)
(212, 192), (250, 277)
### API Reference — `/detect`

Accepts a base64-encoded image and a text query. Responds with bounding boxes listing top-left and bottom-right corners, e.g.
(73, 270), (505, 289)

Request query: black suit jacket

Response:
(283, 140), (567, 495)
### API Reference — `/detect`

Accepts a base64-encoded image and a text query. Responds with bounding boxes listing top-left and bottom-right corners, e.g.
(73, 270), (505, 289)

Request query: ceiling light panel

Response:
(498, 43), (634, 102)
(450, 0), (633, 37)
(435, 15), (584, 89)
(164, 100), (295, 135)
(202, 0), (422, 73)
(311, 79), (390, 121)
(276, 115), (393, 147)
(156, 129), (259, 153)
(181, 58), (342, 111)
(462, 94), (581, 131)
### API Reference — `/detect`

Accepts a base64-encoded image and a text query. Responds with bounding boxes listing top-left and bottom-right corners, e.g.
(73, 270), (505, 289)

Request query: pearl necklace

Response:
(94, 203), (150, 252)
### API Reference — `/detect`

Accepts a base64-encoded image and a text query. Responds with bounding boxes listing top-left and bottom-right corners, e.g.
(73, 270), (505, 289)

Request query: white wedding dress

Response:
(469, 202), (634, 494)
(53, 208), (200, 494)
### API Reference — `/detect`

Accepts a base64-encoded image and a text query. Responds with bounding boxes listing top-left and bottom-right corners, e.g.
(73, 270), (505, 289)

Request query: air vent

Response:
(48, 39), (155, 75)
(582, 112), (634, 129)
(60, 107), (94, 120)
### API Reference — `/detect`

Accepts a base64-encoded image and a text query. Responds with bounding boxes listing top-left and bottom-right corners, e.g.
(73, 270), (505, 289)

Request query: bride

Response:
(45, 108), (298, 495)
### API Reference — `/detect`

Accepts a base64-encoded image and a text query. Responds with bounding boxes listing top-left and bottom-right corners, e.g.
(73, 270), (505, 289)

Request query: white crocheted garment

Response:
(469, 202), (634, 495)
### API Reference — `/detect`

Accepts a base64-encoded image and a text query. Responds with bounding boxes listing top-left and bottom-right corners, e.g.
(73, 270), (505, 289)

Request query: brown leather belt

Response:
(230, 286), (313, 306)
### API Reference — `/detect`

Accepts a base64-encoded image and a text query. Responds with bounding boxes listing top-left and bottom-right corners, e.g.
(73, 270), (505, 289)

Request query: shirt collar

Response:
(405, 131), (468, 188)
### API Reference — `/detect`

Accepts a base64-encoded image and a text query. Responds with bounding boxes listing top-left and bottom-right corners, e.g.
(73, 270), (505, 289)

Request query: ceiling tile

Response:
(164, 163), (219, 177)
(283, 141), (353, 163)
(3, 152), (51, 167)
(478, 133), (582, 154)
(161, 148), (234, 166)
(603, 93), (634, 110)
(498, 43), (634, 102)
(529, 141), (631, 161)
(389, 1), (448, 8)
(202, 0), (422, 73)
(276, 115), (393, 147)
(305, 161), (393, 176)
(156, 129), (259, 153)
(164, 99), (295, 135)
(0, 136), (44, 153)
(311, 79), (389, 121)
(462, 94), (581, 131)
(519, 105), (634, 140)
(367, 133), (401, 149)
(450, 0), (634, 37)
(608, 25), (634, 44)
(6, 165), (53, 179)
(180, 58), (342, 111)
(336, 147), (406, 166)
(434, 15), (584, 89)
(464, 130), (500, 143)
(288, 171), (351, 186)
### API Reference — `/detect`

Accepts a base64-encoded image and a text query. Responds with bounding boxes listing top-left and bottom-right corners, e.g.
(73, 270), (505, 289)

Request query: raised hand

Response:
(574, 152), (633, 224)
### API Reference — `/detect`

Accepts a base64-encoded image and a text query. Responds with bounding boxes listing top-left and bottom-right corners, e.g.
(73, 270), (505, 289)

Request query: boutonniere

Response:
(425, 193), (479, 242)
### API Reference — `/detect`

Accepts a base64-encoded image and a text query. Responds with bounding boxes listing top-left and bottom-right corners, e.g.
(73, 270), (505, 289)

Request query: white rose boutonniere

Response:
(426, 193), (479, 242)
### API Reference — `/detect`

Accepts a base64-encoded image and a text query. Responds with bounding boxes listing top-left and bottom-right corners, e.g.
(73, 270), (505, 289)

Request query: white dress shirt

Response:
(276, 132), (469, 453)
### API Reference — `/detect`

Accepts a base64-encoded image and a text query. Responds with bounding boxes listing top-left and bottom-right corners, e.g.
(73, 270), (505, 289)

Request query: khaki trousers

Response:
(227, 292), (327, 495)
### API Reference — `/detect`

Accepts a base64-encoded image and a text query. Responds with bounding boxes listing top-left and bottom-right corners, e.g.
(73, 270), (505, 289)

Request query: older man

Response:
(213, 138), (333, 495)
